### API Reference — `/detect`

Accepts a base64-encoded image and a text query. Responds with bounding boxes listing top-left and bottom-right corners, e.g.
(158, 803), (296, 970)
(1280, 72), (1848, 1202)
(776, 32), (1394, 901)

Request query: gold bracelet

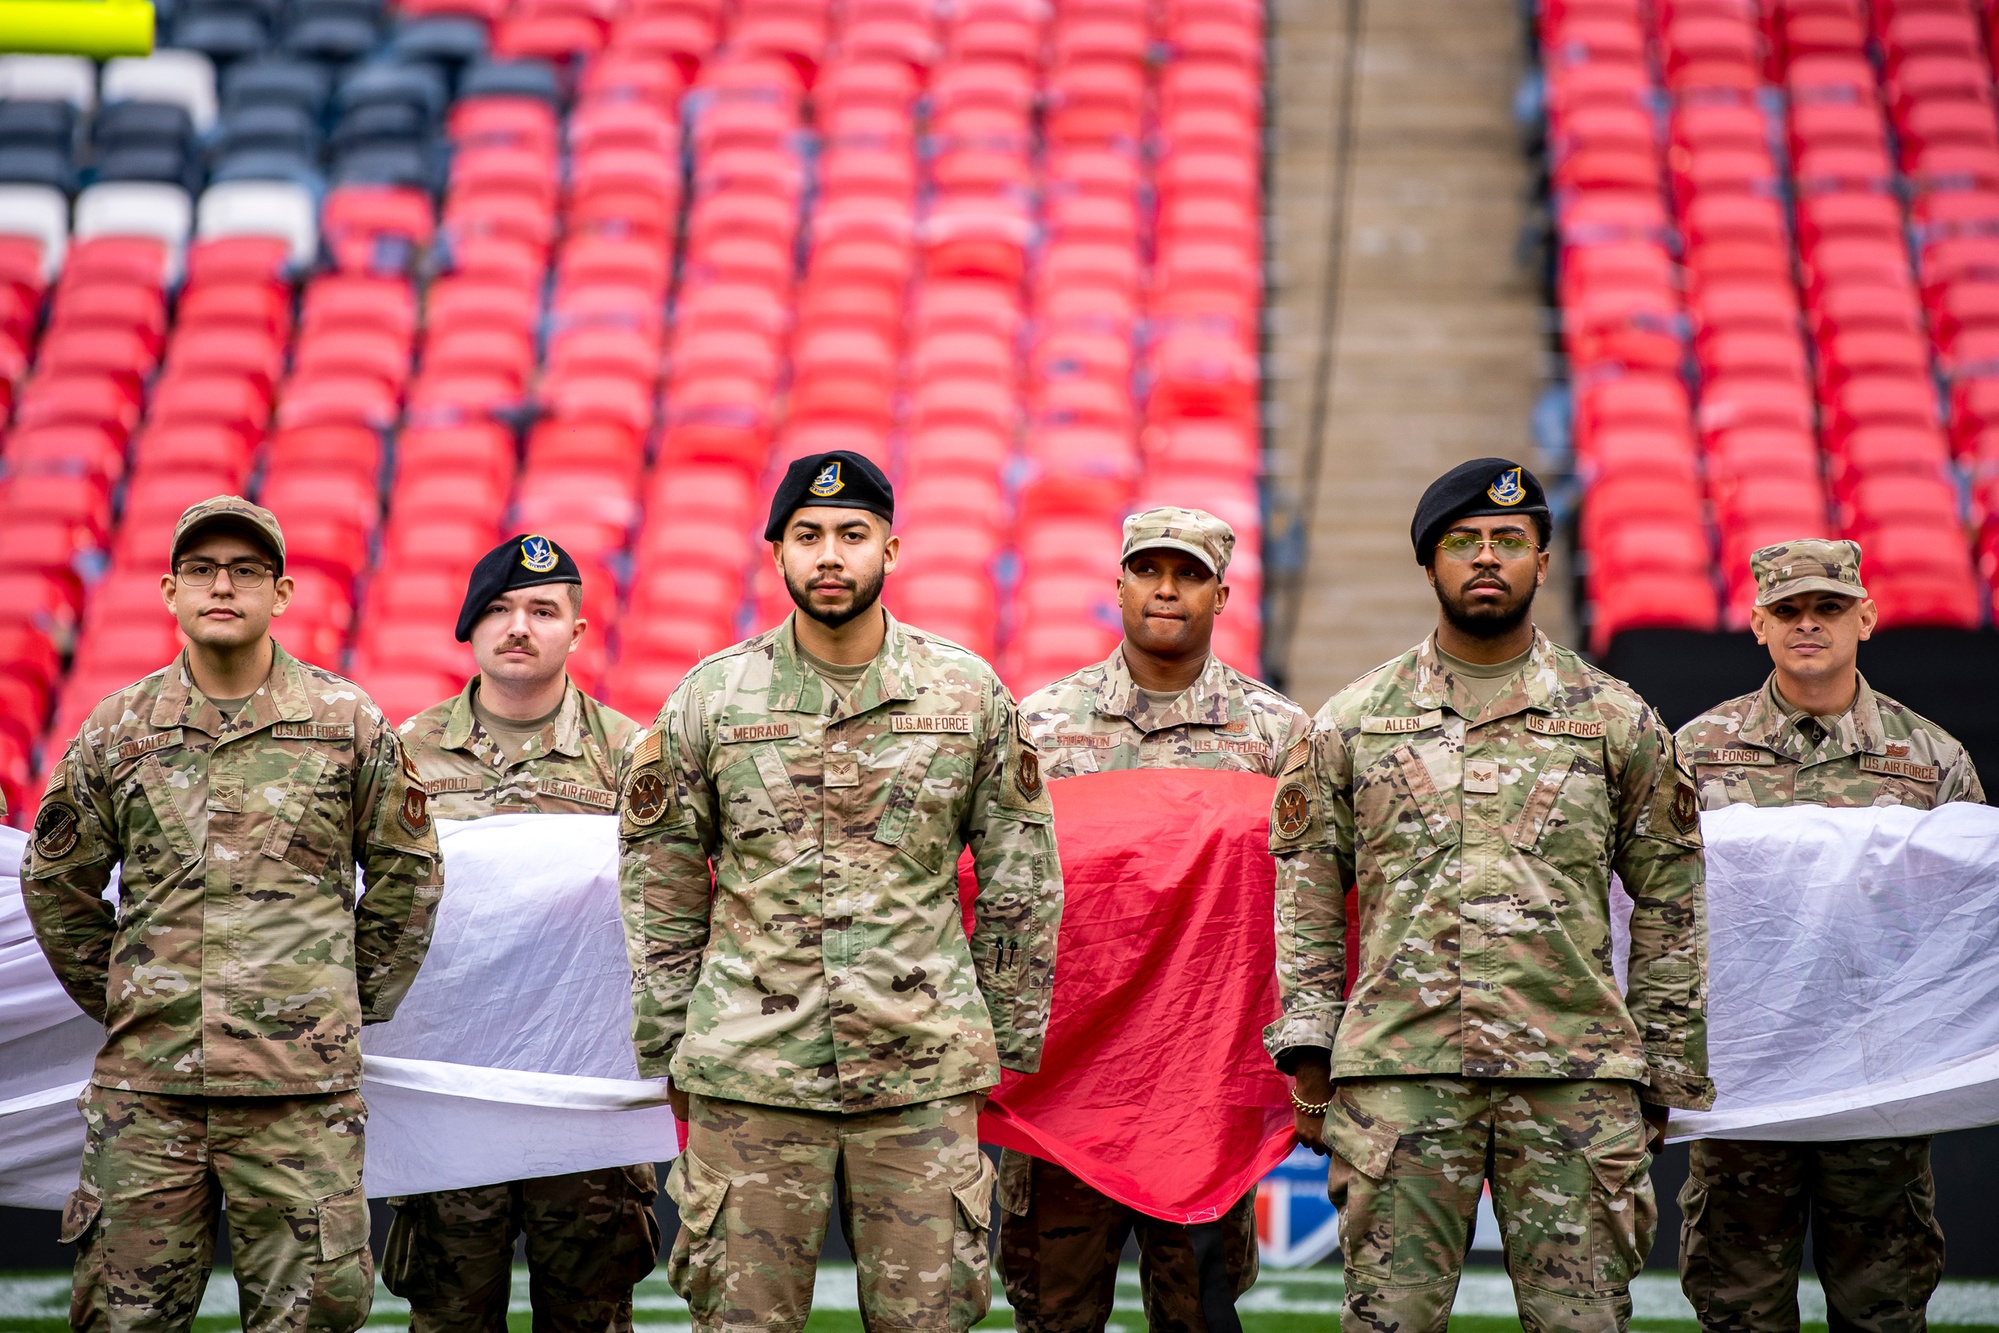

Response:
(1290, 1089), (1331, 1116)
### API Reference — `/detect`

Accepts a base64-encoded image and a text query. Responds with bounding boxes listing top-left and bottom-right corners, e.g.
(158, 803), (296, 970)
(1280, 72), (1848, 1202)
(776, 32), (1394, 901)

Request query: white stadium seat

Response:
(0, 184), (69, 278)
(196, 180), (318, 268)
(0, 55), (96, 111)
(73, 181), (193, 279)
(101, 49), (218, 132)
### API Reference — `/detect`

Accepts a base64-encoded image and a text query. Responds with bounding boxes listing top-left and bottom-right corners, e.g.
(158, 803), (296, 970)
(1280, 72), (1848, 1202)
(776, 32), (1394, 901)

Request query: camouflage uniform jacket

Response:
(619, 611), (1064, 1114)
(399, 677), (638, 820)
(1678, 672), (1984, 812)
(21, 645), (443, 1096)
(1266, 631), (1715, 1110)
(1018, 647), (1310, 780)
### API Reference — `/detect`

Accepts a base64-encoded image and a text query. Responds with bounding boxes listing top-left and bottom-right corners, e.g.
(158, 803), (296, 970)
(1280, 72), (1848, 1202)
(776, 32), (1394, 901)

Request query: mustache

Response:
(1458, 573), (1511, 594)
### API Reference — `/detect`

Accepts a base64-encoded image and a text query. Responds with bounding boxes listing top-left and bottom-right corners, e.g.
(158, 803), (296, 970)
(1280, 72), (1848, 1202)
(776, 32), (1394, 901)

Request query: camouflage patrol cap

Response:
(171, 496), (286, 573)
(1751, 537), (1868, 606)
(1120, 506), (1235, 578)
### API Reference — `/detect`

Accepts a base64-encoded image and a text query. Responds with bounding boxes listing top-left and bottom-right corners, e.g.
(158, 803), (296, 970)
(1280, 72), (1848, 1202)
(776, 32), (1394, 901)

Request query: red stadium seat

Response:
(322, 187), (435, 274)
(303, 275), (418, 342)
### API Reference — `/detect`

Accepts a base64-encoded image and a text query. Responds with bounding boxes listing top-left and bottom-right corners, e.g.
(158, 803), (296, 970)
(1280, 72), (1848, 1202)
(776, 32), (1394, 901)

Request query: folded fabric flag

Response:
(976, 770), (1298, 1224)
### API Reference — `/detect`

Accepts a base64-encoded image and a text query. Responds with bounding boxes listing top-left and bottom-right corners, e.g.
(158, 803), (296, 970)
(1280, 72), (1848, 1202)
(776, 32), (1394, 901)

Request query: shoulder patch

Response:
(1525, 715), (1607, 738)
(624, 768), (670, 827)
(1688, 748), (1778, 765)
(398, 745), (430, 835)
(1273, 781), (1310, 838)
(632, 729), (663, 769)
(1361, 710), (1445, 735)
(33, 801), (81, 860)
(1860, 755), (1940, 782)
(1280, 738), (1310, 774)
(45, 759), (68, 796)
(1671, 781), (1699, 834)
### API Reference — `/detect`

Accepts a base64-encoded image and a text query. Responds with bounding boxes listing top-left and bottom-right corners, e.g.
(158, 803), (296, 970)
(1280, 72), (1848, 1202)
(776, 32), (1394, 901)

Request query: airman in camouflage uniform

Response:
(382, 535), (659, 1333)
(1001, 508), (1308, 1333)
(1675, 539), (1980, 1333)
(22, 497), (443, 1333)
(1270, 460), (1714, 1333)
(622, 451), (1064, 1333)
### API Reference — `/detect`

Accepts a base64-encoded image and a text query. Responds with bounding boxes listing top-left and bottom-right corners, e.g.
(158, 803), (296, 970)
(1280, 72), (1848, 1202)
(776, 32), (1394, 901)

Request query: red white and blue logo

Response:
(1255, 1146), (1342, 1267)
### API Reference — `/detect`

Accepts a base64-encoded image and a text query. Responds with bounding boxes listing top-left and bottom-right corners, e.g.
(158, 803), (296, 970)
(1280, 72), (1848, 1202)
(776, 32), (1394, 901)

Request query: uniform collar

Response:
(1407, 629), (1559, 724)
(152, 642), (314, 739)
(1739, 671), (1886, 762)
(1093, 646), (1238, 733)
(768, 609), (919, 718)
(441, 676), (589, 761)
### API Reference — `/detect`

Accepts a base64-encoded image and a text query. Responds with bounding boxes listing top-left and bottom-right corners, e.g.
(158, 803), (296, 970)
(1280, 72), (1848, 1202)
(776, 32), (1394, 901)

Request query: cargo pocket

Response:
(1321, 1094), (1399, 1284)
(308, 1183), (376, 1327)
(378, 1202), (420, 1300)
(60, 1184), (101, 1244)
(1585, 1124), (1655, 1292)
(1675, 1174), (1713, 1316)
(609, 1163), (663, 1288)
(664, 1151), (731, 1321)
(949, 1152), (997, 1332)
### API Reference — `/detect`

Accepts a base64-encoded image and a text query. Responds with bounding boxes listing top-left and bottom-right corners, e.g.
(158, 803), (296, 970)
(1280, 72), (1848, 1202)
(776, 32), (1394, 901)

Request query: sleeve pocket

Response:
(665, 1150), (731, 1238)
(317, 1184), (370, 1261)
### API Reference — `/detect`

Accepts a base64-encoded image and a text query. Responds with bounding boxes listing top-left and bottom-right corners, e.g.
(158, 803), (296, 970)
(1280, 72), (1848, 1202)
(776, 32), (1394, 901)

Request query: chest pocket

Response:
(135, 753), (202, 866)
(873, 736), (976, 872)
(717, 744), (811, 880)
(261, 749), (339, 877)
(1507, 741), (1612, 873)
(1352, 740), (1454, 884)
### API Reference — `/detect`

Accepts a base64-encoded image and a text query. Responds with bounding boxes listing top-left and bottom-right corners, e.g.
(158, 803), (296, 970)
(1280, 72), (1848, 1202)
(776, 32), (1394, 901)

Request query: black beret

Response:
(1410, 457), (1551, 563)
(455, 534), (583, 642)
(763, 450), (894, 541)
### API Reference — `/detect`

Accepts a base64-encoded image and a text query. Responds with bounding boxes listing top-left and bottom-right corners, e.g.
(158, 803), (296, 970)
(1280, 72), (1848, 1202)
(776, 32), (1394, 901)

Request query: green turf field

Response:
(3, 1265), (1998, 1332)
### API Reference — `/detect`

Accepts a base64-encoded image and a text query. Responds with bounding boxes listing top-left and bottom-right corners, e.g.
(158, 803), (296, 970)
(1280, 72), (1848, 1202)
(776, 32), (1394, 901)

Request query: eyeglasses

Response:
(175, 559), (274, 588)
(1434, 532), (1538, 560)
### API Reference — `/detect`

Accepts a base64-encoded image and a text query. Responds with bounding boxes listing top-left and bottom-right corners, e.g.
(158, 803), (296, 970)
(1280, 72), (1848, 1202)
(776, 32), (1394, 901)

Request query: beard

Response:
(785, 560), (887, 629)
(1434, 568), (1536, 640)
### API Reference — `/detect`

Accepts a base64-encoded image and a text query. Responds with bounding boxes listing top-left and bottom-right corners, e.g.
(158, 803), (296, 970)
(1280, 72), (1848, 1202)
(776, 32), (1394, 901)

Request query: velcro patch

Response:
(542, 779), (617, 809)
(1861, 755), (1940, 782)
(1050, 733), (1119, 748)
(424, 776), (483, 795)
(1525, 715), (1607, 738)
(632, 730), (662, 768)
(107, 730), (183, 764)
(1689, 748), (1777, 765)
(1218, 739), (1269, 756)
(1361, 710), (1444, 735)
(273, 723), (355, 741)
(891, 714), (974, 733)
(1280, 739), (1310, 774)
(717, 723), (800, 744)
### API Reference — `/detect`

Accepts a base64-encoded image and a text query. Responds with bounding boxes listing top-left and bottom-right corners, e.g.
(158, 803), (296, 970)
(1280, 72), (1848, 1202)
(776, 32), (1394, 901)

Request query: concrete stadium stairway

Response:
(1263, 0), (1571, 710)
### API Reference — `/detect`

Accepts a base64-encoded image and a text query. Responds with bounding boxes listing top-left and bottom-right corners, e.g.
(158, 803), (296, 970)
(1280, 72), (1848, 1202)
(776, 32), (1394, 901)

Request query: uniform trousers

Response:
(1321, 1076), (1656, 1333)
(1678, 1137), (1943, 1333)
(995, 1151), (1258, 1333)
(665, 1092), (994, 1333)
(383, 1165), (661, 1333)
(65, 1084), (373, 1333)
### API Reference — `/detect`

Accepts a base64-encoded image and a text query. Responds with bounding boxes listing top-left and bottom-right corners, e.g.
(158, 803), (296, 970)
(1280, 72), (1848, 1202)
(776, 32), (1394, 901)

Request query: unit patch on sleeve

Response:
(1273, 782), (1311, 838)
(625, 769), (669, 825)
(398, 746), (430, 835)
(33, 802), (80, 860)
